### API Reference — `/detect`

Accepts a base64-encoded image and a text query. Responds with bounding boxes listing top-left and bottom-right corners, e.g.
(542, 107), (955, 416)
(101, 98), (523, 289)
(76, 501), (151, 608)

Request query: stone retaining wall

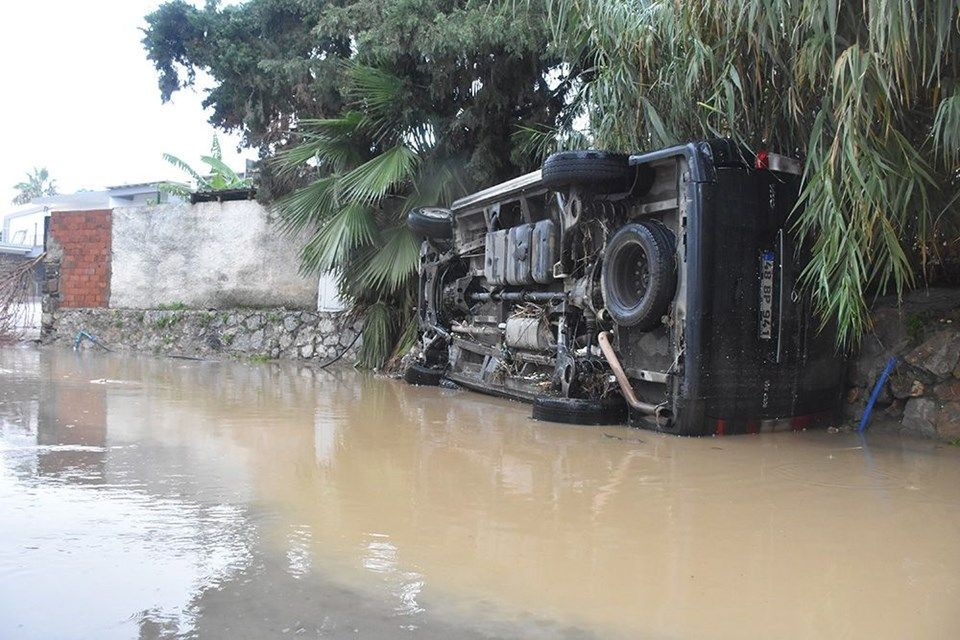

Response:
(845, 289), (960, 441)
(46, 308), (361, 363)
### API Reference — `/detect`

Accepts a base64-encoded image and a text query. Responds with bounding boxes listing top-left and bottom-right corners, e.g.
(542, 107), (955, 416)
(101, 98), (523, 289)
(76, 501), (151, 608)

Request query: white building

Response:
(1, 183), (183, 252)
(1, 204), (47, 252)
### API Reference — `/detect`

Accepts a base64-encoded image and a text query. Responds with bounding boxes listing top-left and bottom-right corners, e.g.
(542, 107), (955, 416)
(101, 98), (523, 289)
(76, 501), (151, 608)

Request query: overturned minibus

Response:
(404, 140), (845, 435)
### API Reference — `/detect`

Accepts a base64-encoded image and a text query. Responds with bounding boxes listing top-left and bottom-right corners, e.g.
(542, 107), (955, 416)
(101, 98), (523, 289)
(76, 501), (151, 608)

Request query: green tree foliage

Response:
(544, 0), (960, 345)
(142, 0), (349, 148)
(144, 0), (570, 367)
(12, 168), (57, 205)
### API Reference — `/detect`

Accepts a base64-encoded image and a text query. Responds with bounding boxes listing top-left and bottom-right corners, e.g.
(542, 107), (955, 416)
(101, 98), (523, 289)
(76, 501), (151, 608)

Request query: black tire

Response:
(541, 150), (633, 193)
(601, 220), (677, 329)
(407, 207), (453, 240)
(404, 363), (444, 386)
(531, 395), (627, 426)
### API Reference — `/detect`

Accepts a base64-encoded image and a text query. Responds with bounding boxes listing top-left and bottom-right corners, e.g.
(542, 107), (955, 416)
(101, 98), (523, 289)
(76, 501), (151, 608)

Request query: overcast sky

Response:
(0, 1), (251, 205)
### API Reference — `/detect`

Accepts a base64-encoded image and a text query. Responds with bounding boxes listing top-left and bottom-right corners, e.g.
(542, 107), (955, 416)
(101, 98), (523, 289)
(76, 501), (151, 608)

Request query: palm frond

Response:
(297, 111), (368, 137)
(345, 64), (406, 139)
(356, 302), (395, 369)
(276, 174), (339, 234)
(339, 145), (420, 205)
(356, 225), (420, 293)
(392, 311), (421, 359)
(400, 159), (464, 213)
(275, 112), (371, 180)
(276, 133), (363, 174)
(298, 203), (379, 274)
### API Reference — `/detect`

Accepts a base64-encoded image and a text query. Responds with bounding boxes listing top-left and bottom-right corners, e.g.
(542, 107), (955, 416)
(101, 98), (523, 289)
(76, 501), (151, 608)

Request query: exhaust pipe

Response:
(597, 331), (664, 417)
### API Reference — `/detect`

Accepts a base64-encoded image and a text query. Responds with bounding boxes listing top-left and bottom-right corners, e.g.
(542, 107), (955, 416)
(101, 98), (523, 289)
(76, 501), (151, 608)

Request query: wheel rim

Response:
(612, 241), (650, 309)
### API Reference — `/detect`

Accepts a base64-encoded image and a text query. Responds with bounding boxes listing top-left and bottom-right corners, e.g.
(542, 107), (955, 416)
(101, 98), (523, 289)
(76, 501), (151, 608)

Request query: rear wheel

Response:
(531, 396), (627, 425)
(407, 207), (453, 240)
(404, 363), (444, 386)
(541, 150), (634, 193)
(601, 220), (677, 329)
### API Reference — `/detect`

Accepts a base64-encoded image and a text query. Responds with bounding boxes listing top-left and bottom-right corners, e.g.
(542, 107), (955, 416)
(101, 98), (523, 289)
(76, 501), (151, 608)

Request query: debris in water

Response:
(602, 433), (644, 443)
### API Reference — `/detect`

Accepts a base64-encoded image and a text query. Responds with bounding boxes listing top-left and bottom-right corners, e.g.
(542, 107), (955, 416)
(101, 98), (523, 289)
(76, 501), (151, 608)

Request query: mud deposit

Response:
(1, 346), (959, 639)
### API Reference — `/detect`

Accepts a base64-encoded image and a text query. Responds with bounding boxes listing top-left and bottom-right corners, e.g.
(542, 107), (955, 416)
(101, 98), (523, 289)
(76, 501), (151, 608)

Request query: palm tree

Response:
(160, 135), (253, 196)
(276, 64), (463, 368)
(542, 0), (960, 346)
(12, 168), (57, 205)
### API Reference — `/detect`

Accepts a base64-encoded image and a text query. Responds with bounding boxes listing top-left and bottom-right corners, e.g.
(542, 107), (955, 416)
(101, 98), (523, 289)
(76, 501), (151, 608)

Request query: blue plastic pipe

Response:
(73, 330), (95, 350)
(73, 330), (112, 352)
(857, 356), (897, 433)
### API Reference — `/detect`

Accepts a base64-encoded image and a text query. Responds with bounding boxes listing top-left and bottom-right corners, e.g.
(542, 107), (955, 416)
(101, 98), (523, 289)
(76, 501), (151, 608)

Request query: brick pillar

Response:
(47, 210), (112, 309)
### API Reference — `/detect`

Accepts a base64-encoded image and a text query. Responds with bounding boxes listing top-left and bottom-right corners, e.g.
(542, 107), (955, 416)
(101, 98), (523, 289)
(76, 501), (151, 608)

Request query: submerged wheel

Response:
(531, 396), (628, 426)
(403, 363), (444, 386)
(601, 220), (677, 330)
(407, 207), (453, 240)
(541, 150), (634, 193)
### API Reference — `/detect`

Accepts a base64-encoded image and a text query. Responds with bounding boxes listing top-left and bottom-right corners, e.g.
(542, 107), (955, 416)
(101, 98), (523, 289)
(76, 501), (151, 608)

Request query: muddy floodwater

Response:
(1, 347), (959, 639)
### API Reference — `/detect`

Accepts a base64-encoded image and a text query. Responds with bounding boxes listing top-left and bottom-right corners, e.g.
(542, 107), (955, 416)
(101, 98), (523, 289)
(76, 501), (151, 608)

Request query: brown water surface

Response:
(1, 346), (959, 639)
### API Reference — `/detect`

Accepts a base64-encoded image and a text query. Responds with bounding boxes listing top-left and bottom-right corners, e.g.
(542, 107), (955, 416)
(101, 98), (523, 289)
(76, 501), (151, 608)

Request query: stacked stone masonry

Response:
(845, 289), (960, 442)
(49, 308), (361, 363)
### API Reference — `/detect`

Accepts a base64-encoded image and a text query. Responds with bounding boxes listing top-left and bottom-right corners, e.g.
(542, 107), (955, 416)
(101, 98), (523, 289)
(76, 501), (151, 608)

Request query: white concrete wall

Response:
(110, 201), (319, 310)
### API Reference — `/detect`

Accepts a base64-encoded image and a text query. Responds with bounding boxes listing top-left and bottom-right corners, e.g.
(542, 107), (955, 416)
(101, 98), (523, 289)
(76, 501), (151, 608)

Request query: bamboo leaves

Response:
(547, 0), (960, 345)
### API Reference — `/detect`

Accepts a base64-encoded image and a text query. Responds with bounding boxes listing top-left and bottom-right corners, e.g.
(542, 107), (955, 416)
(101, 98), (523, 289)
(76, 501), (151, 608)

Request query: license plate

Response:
(759, 251), (775, 340)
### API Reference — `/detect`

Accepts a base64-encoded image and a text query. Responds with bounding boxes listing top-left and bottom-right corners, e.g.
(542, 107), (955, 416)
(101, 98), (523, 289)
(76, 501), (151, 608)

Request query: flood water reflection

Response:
(1, 346), (959, 639)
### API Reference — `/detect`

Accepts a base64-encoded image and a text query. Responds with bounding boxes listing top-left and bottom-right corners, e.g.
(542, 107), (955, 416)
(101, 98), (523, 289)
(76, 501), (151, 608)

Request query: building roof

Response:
(22, 181), (173, 213)
(104, 180), (162, 190)
(32, 191), (111, 210)
(3, 203), (46, 222)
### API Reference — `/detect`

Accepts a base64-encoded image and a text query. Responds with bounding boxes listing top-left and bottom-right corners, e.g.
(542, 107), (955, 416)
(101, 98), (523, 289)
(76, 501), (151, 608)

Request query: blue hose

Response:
(857, 356), (897, 433)
(73, 330), (112, 352)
